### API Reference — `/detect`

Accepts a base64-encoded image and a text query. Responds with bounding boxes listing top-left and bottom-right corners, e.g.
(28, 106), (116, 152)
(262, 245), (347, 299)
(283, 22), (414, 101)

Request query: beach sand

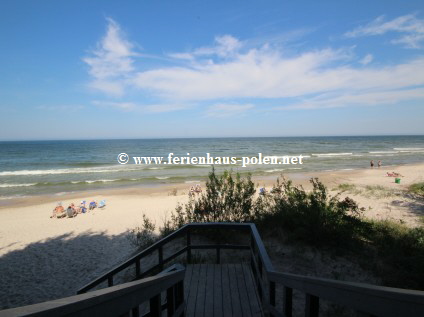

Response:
(0, 163), (423, 309)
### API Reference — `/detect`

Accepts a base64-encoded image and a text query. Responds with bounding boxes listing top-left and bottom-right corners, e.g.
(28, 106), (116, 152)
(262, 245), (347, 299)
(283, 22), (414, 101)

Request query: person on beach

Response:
(195, 184), (202, 194)
(370, 160), (374, 168)
(378, 160), (382, 168)
(189, 186), (195, 197)
(79, 201), (87, 213)
(51, 203), (65, 218)
(66, 204), (77, 218)
(89, 200), (97, 210)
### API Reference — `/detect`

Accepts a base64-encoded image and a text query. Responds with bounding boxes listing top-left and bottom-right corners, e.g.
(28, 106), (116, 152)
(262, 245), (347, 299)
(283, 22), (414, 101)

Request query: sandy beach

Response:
(0, 163), (423, 309)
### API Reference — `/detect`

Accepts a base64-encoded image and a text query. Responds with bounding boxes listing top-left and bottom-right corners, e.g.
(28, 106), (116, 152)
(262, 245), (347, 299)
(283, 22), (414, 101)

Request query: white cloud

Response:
(83, 18), (138, 95)
(92, 100), (136, 111)
(92, 100), (189, 113)
(133, 48), (424, 102)
(359, 54), (373, 65)
(36, 105), (85, 111)
(345, 14), (424, 49)
(275, 88), (424, 110)
(85, 19), (424, 112)
(206, 103), (254, 117)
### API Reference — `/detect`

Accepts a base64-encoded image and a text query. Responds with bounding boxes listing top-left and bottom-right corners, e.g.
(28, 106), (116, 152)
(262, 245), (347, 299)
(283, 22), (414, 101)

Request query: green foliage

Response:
(409, 182), (424, 197)
(167, 168), (256, 225)
(254, 178), (366, 247)
(127, 214), (157, 249)
(129, 169), (424, 289)
(364, 220), (424, 288)
(334, 183), (358, 193)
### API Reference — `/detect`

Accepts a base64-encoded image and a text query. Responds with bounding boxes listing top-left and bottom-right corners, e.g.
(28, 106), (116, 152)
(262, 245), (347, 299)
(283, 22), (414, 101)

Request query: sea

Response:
(0, 136), (423, 200)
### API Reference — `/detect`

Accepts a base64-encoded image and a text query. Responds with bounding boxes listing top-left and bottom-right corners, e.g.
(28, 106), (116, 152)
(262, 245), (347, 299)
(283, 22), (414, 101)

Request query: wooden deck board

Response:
(185, 264), (262, 317)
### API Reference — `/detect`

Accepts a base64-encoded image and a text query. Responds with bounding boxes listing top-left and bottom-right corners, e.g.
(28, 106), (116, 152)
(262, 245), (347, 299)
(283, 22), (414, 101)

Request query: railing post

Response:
(269, 281), (276, 316)
(187, 228), (192, 264)
(176, 280), (185, 316)
(135, 258), (141, 278)
(283, 287), (293, 317)
(167, 285), (175, 317)
(131, 306), (140, 317)
(158, 246), (164, 271)
(150, 294), (162, 317)
(305, 294), (319, 317)
(108, 275), (113, 287)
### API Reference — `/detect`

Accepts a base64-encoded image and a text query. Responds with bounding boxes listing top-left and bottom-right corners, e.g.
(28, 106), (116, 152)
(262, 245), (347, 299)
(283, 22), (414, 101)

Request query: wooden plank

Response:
(241, 263), (263, 317)
(234, 264), (251, 317)
(221, 264), (232, 317)
(184, 265), (193, 300)
(186, 265), (199, 316)
(228, 264), (243, 316)
(204, 264), (215, 317)
(194, 264), (207, 316)
(213, 264), (223, 317)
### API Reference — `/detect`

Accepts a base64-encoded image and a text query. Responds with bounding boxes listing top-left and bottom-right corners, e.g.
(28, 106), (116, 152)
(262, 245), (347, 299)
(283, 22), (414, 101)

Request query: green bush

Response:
(409, 182), (424, 197)
(130, 169), (424, 289)
(127, 214), (157, 249)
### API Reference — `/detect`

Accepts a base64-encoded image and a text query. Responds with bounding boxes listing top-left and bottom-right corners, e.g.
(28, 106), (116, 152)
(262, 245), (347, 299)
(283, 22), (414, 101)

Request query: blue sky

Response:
(1, 0), (424, 140)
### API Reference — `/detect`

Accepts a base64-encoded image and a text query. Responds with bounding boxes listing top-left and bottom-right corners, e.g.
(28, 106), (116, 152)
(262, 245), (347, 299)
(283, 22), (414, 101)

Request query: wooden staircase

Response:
(1, 223), (424, 317)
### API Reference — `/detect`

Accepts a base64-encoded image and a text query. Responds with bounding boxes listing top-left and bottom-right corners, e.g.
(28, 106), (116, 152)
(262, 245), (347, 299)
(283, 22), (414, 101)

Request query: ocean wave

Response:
(312, 153), (353, 157)
(0, 166), (145, 176)
(0, 183), (37, 188)
(369, 151), (399, 154)
(393, 147), (424, 151)
(155, 176), (170, 180)
(185, 180), (201, 184)
(265, 169), (285, 173)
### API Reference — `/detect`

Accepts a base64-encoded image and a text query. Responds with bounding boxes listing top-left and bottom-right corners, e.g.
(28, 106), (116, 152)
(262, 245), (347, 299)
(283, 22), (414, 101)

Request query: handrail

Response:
(78, 222), (255, 294)
(0, 269), (185, 317)
(75, 222), (424, 317)
(267, 270), (424, 317)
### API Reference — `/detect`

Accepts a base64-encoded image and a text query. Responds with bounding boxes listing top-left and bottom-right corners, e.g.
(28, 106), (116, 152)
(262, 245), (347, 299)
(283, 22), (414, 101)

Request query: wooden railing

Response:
(2, 223), (423, 317)
(77, 222), (424, 317)
(0, 267), (185, 317)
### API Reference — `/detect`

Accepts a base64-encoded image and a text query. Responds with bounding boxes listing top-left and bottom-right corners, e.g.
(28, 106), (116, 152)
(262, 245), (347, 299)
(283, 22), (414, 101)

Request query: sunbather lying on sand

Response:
(387, 172), (404, 177)
(50, 203), (66, 218)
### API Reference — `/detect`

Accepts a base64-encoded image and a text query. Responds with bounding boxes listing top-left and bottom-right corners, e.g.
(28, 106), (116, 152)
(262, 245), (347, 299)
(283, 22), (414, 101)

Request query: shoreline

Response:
(1, 162), (422, 210)
(0, 162), (422, 309)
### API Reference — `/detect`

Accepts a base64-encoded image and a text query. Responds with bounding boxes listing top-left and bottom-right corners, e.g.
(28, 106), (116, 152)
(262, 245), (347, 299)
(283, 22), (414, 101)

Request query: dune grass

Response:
(133, 169), (424, 290)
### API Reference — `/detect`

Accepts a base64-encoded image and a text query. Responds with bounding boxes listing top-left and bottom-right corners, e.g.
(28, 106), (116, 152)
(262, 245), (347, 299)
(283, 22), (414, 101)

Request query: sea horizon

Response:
(1, 135), (423, 200)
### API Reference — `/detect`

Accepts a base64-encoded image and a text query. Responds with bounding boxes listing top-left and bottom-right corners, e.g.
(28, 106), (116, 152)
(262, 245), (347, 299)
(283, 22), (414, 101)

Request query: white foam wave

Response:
(0, 183), (37, 188)
(369, 151), (398, 154)
(265, 169), (285, 173)
(0, 166), (144, 176)
(85, 179), (117, 184)
(312, 153), (352, 157)
(156, 176), (170, 180)
(393, 147), (424, 151)
(185, 180), (201, 184)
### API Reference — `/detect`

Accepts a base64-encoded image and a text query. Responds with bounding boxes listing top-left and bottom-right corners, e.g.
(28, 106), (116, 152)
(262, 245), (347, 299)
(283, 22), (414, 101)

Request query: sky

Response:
(1, 0), (424, 140)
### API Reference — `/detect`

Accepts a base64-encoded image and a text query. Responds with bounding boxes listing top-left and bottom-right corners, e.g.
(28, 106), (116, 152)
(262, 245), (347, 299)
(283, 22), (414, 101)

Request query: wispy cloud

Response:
(275, 88), (424, 110)
(92, 100), (136, 111)
(36, 105), (85, 111)
(359, 53), (373, 65)
(92, 100), (189, 113)
(206, 103), (254, 117)
(85, 18), (424, 112)
(83, 18), (138, 96)
(345, 14), (424, 49)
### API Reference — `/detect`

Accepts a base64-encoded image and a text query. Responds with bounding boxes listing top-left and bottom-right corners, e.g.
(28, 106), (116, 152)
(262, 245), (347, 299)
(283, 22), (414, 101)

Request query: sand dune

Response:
(0, 164), (423, 309)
